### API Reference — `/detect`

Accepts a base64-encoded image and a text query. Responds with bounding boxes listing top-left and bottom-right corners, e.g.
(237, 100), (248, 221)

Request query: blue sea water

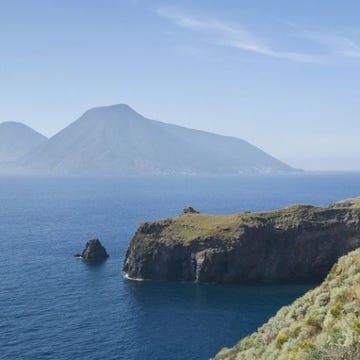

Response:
(1, 173), (360, 360)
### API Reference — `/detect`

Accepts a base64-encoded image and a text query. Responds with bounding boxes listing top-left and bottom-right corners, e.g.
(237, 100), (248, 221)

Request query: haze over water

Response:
(1, 173), (359, 360)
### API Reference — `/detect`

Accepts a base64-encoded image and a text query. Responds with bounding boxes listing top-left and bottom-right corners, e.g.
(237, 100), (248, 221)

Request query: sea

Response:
(1, 173), (359, 360)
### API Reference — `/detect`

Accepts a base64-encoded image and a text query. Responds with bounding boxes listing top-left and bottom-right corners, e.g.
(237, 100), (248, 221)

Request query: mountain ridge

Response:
(2, 104), (296, 176)
(0, 121), (47, 163)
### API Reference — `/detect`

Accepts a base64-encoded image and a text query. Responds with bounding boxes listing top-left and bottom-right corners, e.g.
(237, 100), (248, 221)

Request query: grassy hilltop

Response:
(131, 197), (360, 245)
(123, 198), (360, 283)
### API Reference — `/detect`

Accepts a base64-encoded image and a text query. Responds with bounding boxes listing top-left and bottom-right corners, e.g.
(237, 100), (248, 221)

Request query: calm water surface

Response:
(1, 173), (359, 360)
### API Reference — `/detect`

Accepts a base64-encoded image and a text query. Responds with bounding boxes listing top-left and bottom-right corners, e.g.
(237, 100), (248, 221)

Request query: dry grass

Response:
(331, 197), (360, 209)
(141, 197), (360, 245)
(213, 249), (360, 360)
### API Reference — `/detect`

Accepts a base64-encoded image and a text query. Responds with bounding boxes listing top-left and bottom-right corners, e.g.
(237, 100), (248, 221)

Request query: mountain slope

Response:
(214, 248), (360, 360)
(17, 104), (295, 175)
(0, 121), (47, 162)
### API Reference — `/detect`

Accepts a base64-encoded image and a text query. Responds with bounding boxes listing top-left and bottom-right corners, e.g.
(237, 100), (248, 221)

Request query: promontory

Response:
(123, 198), (360, 283)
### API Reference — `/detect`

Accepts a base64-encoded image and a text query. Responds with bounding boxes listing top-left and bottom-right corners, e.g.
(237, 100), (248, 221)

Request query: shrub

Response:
(328, 327), (345, 345)
(353, 319), (360, 335)
(290, 325), (302, 338)
(306, 316), (322, 331)
(276, 332), (288, 349)
(330, 301), (343, 318)
(306, 342), (360, 360)
(289, 339), (314, 360)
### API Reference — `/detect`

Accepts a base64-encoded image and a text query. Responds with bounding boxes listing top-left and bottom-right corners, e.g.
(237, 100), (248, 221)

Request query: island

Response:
(123, 198), (360, 283)
(74, 239), (109, 261)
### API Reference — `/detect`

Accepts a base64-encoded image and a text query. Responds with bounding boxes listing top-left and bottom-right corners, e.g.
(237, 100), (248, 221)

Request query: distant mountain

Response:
(0, 121), (47, 162)
(13, 104), (295, 175)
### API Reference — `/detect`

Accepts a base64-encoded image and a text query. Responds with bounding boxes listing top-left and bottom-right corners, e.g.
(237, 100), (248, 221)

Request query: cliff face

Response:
(213, 248), (360, 360)
(123, 198), (360, 283)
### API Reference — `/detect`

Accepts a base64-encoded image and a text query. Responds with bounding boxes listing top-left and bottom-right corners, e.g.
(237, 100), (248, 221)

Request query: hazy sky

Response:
(1, 0), (360, 171)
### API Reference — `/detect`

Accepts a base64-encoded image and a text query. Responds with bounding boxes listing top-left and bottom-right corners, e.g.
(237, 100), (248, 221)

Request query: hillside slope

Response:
(214, 248), (360, 360)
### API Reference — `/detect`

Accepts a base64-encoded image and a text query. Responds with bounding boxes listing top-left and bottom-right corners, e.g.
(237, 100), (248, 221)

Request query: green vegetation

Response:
(354, 319), (360, 335)
(139, 198), (360, 245)
(330, 301), (343, 318)
(306, 342), (360, 360)
(289, 339), (314, 360)
(161, 213), (250, 242)
(306, 315), (322, 332)
(276, 332), (288, 349)
(214, 249), (360, 360)
(331, 197), (360, 209)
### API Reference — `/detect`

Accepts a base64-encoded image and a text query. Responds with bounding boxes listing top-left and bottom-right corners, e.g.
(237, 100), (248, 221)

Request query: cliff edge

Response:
(123, 198), (360, 283)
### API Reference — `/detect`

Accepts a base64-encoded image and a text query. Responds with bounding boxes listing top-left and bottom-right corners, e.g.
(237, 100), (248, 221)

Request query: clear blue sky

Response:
(1, 0), (360, 171)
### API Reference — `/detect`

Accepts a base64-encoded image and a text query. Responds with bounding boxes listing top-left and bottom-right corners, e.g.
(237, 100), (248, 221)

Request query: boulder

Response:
(182, 206), (200, 214)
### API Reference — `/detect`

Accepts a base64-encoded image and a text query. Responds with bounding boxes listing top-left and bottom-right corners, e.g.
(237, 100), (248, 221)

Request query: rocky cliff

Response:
(213, 248), (360, 360)
(75, 239), (109, 261)
(123, 198), (360, 283)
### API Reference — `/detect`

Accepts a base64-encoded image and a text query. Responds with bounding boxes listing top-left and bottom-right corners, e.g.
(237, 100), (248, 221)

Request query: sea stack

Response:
(75, 239), (109, 261)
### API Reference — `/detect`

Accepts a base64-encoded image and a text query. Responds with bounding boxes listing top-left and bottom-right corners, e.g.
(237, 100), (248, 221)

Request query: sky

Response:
(1, 0), (360, 171)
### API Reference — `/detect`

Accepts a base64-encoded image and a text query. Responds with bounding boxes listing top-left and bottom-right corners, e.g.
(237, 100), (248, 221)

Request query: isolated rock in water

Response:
(77, 239), (109, 261)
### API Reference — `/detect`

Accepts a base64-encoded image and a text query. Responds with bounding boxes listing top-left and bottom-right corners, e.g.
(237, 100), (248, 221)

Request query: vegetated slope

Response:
(123, 198), (360, 283)
(214, 248), (360, 360)
(17, 104), (295, 175)
(0, 121), (47, 162)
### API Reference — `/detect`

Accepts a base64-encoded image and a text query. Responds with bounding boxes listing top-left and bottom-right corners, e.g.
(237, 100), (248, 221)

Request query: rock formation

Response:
(182, 206), (200, 215)
(75, 239), (109, 261)
(123, 198), (360, 283)
(213, 248), (360, 360)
